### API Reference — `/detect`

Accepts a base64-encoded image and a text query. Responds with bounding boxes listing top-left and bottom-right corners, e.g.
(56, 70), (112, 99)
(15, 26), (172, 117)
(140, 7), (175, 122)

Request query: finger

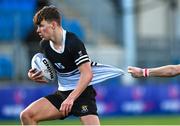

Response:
(28, 69), (37, 78)
(31, 71), (43, 79)
(127, 69), (132, 73)
(33, 71), (42, 76)
(65, 105), (70, 116)
(36, 79), (48, 83)
(68, 104), (72, 113)
(65, 107), (68, 116)
(127, 66), (133, 71)
(33, 74), (44, 80)
(60, 105), (66, 117)
(60, 104), (65, 112)
(60, 104), (63, 111)
(61, 104), (69, 116)
(29, 68), (37, 73)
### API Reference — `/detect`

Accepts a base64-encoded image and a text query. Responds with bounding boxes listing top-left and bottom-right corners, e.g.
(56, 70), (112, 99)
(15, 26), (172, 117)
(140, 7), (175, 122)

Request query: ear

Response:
(51, 21), (57, 30)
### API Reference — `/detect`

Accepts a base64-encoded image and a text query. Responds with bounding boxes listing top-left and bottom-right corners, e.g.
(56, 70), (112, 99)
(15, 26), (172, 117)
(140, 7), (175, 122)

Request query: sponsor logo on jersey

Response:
(78, 51), (83, 57)
(54, 63), (65, 70)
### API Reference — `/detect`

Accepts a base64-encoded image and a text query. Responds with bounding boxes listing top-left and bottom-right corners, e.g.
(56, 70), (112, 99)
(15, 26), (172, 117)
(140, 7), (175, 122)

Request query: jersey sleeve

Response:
(70, 35), (90, 66)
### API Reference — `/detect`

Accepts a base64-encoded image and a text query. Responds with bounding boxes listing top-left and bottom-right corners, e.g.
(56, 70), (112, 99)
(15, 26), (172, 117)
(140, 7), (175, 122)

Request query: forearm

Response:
(68, 72), (93, 100)
(149, 65), (180, 77)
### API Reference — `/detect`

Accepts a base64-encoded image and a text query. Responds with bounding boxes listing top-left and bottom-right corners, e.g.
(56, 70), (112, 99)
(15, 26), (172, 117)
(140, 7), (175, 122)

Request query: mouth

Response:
(39, 34), (43, 38)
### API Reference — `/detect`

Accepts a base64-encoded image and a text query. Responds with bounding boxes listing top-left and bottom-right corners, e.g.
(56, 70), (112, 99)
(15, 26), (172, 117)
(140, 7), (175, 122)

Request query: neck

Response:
(51, 27), (63, 46)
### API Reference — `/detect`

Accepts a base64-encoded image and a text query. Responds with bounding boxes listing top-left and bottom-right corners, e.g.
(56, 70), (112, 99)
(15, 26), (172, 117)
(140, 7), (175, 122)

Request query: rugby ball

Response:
(31, 53), (56, 82)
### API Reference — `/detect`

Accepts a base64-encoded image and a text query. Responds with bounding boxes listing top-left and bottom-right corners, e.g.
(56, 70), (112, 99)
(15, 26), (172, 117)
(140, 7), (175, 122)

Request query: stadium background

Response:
(0, 0), (180, 125)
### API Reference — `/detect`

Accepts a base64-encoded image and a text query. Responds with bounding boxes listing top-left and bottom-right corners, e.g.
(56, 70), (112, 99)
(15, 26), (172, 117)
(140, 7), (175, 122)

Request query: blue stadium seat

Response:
(62, 18), (85, 41)
(0, 0), (35, 41)
(0, 56), (14, 79)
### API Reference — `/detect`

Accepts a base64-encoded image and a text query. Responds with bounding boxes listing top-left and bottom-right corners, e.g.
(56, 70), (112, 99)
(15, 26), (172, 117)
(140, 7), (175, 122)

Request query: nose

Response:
(36, 27), (40, 33)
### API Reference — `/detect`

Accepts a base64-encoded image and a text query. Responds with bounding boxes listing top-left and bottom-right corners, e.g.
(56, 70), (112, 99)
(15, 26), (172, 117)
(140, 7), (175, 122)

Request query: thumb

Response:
(127, 66), (133, 73)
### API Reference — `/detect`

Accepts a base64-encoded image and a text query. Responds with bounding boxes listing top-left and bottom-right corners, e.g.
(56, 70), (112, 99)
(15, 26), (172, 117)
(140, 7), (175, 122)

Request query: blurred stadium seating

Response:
(0, 0), (36, 41)
(62, 17), (85, 41)
(0, 55), (14, 79)
(0, 0), (85, 41)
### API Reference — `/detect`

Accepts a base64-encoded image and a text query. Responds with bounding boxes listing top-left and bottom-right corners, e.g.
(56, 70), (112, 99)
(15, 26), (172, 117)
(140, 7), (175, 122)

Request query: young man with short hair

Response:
(20, 6), (124, 125)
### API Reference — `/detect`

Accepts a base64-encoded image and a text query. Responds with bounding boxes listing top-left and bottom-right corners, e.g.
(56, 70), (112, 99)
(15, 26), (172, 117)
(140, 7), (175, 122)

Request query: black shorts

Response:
(44, 86), (98, 119)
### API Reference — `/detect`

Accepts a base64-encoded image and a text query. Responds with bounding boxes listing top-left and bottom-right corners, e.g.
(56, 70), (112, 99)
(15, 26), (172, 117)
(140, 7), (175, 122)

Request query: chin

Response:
(42, 38), (49, 40)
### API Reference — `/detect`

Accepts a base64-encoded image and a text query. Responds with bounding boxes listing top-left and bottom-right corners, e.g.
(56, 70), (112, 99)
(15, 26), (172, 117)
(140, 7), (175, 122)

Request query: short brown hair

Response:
(33, 5), (61, 26)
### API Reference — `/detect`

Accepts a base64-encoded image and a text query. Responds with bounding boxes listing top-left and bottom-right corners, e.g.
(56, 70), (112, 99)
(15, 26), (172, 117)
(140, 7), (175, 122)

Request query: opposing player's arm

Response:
(128, 64), (180, 77)
(148, 65), (180, 77)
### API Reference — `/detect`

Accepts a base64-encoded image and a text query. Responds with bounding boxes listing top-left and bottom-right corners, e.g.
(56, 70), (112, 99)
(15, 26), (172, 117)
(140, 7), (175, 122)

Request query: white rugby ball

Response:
(31, 53), (56, 82)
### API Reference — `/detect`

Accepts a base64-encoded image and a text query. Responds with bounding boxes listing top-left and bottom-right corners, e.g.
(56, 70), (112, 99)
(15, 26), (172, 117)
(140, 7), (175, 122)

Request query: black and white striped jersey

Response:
(40, 30), (90, 74)
(40, 29), (124, 91)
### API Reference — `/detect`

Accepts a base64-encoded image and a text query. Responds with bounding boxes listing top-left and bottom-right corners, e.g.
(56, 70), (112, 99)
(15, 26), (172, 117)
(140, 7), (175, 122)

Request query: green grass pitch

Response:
(0, 115), (180, 125)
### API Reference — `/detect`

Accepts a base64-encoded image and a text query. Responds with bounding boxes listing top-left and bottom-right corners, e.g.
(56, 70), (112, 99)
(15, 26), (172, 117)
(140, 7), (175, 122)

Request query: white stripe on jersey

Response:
(76, 58), (89, 66)
(57, 63), (125, 91)
(56, 68), (79, 77)
(75, 55), (88, 63)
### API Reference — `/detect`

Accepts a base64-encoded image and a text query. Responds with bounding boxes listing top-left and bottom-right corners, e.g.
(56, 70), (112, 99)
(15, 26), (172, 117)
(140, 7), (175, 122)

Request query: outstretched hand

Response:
(128, 66), (143, 78)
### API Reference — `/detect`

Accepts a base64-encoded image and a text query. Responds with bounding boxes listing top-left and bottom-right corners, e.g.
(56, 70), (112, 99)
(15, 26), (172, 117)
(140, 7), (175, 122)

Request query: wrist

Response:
(68, 91), (79, 101)
(142, 68), (149, 77)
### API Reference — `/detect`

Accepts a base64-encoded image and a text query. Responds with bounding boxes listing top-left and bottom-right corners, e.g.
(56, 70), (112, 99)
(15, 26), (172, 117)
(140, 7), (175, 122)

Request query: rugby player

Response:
(20, 5), (124, 125)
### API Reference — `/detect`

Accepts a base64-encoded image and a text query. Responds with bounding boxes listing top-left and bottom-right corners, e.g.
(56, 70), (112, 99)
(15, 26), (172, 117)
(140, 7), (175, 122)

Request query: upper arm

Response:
(78, 62), (93, 82)
(78, 62), (92, 74)
(70, 34), (90, 66)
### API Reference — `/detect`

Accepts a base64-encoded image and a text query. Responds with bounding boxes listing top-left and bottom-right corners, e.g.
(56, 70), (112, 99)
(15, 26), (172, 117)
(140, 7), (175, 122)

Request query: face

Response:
(36, 20), (53, 40)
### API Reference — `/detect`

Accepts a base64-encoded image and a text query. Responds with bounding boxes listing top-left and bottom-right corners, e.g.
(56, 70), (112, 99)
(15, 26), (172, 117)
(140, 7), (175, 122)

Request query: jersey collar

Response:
(49, 28), (66, 54)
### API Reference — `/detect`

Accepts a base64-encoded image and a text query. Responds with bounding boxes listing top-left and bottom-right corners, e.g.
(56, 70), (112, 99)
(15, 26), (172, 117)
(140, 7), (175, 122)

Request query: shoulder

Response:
(66, 31), (78, 40)
(66, 31), (84, 46)
(66, 32), (83, 43)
